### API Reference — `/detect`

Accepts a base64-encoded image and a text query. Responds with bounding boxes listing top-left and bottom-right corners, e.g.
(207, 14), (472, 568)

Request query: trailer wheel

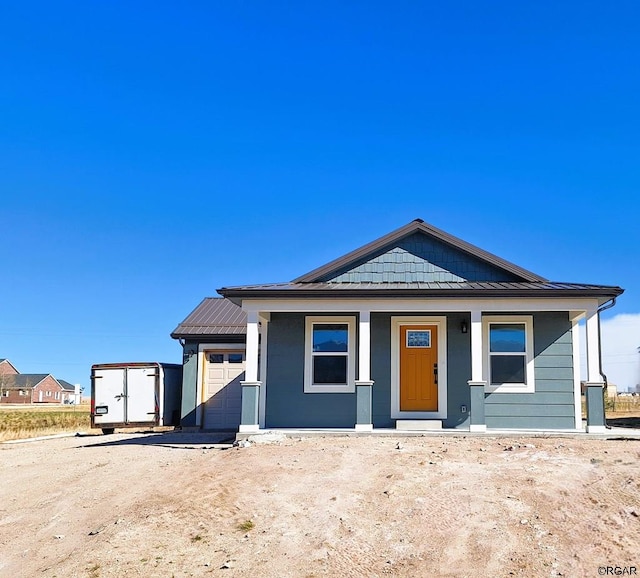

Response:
(102, 428), (115, 435)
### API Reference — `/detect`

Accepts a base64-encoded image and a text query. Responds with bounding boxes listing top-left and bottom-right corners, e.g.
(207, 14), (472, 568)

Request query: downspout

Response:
(597, 297), (617, 428)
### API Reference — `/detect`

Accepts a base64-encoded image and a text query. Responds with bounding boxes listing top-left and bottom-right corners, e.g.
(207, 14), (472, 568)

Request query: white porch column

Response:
(585, 309), (602, 383)
(239, 310), (262, 433)
(245, 310), (260, 383)
(355, 309), (374, 431)
(469, 309), (483, 383)
(358, 310), (371, 382)
(585, 308), (606, 433)
(258, 314), (269, 429)
(468, 308), (486, 432)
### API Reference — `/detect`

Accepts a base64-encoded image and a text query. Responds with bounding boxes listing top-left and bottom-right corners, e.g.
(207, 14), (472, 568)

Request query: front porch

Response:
(237, 299), (610, 435)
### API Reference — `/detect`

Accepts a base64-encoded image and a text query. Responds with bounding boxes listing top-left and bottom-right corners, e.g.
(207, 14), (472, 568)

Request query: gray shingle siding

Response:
(322, 233), (522, 283)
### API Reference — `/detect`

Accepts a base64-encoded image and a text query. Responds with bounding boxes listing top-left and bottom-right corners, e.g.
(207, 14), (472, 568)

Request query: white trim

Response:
(304, 316), (356, 393)
(242, 297), (600, 314)
(355, 423), (374, 432)
(196, 342), (247, 428)
(483, 315), (535, 394)
(391, 316), (448, 420)
(469, 424), (487, 432)
(586, 425), (607, 434)
(572, 319), (582, 430)
(239, 424), (260, 433)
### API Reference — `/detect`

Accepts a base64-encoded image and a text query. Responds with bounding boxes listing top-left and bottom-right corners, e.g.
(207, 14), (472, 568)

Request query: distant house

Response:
(0, 359), (19, 376)
(0, 360), (80, 404)
(173, 218), (623, 434)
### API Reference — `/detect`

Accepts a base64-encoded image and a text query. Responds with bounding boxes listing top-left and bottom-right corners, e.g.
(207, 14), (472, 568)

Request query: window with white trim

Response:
(304, 316), (356, 393)
(483, 315), (535, 393)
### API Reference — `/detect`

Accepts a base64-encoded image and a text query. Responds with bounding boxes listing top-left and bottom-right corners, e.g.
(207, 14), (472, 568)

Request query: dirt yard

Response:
(1, 431), (639, 578)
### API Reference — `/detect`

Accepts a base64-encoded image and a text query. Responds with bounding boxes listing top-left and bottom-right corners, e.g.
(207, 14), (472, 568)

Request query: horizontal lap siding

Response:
(265, 313), (356, 428)
(371, 314), (393, 428)
(486, 312), (576, 429)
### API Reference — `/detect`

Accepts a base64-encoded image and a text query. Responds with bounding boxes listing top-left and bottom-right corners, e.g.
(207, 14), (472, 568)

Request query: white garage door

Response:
(202, 351), (244, 430)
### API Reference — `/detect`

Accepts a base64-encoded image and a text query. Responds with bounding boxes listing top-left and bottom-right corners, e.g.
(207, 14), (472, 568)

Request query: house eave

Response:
(219, 285), (624, 306)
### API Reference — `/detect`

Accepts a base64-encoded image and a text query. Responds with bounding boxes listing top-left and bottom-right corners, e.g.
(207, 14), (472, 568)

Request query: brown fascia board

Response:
(218, 284), (624, 304)
(292, 218), (547, 284)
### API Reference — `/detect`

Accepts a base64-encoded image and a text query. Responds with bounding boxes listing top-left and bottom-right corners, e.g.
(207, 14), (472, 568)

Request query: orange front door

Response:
(400, 325), (438, 411)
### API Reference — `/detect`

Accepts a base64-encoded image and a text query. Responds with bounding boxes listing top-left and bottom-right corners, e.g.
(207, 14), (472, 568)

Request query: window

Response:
(228, 353), (243, 364)
(484, 316), (534, 393)
(304, 316), (356, 393)
(209, 354), (224, 364)
(406, 330), (431, 348)
(46, 391), (51, 397)
(55, 391), (60, 400)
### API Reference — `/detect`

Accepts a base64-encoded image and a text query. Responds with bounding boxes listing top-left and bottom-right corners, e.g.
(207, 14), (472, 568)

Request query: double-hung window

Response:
(483, 315), (535, 393)
(304, 316), (356, 393)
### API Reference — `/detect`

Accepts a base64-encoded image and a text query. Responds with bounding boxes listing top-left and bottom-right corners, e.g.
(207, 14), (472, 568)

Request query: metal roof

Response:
(293, 218), (547, 284)
(171, 298), (247, 338)
(219, 281), (624, 304)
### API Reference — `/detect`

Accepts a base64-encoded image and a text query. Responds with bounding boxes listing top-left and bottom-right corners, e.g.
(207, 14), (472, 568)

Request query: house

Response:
(0, 359), (19, 376)
(0, 360), (80, 404)
(172, 219), (623, 434)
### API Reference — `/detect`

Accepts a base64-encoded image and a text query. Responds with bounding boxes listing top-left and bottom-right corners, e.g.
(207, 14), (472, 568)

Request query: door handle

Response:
(433, 363), (438, 385)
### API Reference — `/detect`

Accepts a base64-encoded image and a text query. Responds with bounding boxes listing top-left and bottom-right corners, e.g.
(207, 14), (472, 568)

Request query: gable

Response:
(295, 220), (546, 284)
(0, 359), (19, 376)
(321, 232), (523, 283)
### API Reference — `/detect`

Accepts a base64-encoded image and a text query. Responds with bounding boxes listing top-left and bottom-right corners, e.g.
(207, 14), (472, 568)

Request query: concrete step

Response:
(396, 420), (442, 431)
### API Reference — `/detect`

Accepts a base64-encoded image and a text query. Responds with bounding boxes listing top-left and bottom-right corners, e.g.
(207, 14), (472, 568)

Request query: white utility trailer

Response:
(90, 362), (182, 434)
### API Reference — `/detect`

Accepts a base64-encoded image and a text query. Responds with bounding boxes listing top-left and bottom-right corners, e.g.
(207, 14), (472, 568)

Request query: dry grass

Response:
(0, 405), (90, 441)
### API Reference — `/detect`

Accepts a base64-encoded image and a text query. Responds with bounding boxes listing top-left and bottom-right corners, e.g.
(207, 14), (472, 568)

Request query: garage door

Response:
(202, 351), (244, 430)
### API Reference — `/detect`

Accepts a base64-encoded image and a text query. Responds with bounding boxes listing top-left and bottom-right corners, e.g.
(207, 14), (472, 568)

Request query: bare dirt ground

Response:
(1, 430), (639, 578)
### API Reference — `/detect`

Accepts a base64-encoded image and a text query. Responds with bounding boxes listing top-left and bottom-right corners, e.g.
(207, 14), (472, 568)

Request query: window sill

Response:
(486, 383), (535, 394)
(304, 384), (355, 394)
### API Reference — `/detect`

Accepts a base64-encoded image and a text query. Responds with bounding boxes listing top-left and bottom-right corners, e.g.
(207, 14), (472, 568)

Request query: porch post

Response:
(585, 309), (606, 433)
(355, 310), (374, 431)
(468, 309), (487, 432)
(258, 314), (269, 429)
(239, 310), (261, 433)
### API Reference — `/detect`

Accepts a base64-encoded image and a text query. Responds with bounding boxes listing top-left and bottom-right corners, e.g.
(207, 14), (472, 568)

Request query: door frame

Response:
(391, 316), (448, 419)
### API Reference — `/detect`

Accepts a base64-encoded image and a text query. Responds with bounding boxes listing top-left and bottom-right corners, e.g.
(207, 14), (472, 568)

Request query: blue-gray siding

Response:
(265, 314), (356, 427)
(180, 342), (199, 427)
(263, 311), (576, 430)
(324, 232), (521, 283)
(485, 312), (575, 429)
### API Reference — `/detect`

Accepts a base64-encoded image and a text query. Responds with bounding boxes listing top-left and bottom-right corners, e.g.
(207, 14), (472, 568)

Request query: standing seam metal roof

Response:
(171, 298), (247, 338)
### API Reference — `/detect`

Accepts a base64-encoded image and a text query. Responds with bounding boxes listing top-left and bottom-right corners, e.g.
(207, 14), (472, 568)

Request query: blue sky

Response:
(1, 1), (639, 393)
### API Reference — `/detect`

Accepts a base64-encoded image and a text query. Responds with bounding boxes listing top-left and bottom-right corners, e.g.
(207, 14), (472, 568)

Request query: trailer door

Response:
(93, 368), (126, 425)
(126, 366), (158, 424)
